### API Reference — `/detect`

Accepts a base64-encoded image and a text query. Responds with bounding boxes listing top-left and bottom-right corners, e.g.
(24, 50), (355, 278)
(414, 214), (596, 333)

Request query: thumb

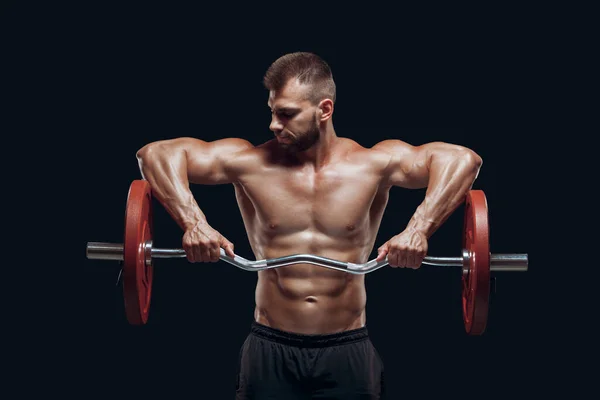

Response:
(220, 236), (235, 257)
(376, 244), (388, 261)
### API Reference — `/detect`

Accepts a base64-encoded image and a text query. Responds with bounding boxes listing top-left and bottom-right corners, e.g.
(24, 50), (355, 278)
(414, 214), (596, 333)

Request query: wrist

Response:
(406, 213), (436, 238)
(182, 217), (207, 231)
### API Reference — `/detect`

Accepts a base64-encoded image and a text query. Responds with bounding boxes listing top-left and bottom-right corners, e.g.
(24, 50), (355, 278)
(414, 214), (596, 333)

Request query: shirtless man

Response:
(135, 52), (483, 399)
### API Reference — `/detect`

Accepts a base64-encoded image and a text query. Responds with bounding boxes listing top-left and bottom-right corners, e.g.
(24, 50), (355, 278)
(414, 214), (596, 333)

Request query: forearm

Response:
(136, 143), (207, 231)
(407, 149), (482, 238)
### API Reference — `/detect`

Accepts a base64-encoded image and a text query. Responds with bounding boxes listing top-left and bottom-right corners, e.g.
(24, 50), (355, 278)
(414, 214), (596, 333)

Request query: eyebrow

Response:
(268, 104), (300, 113)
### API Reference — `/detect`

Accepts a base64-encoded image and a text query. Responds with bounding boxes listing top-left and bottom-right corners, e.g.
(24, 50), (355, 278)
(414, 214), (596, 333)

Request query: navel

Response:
(304, 296), (318, 303)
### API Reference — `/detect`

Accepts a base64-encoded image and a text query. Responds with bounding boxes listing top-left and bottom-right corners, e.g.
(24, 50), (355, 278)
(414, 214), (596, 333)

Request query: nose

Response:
(269, 114), (283, 133)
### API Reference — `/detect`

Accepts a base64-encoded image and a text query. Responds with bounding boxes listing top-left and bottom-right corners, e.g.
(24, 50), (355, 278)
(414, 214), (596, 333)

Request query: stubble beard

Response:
(280, 117), (320, 153)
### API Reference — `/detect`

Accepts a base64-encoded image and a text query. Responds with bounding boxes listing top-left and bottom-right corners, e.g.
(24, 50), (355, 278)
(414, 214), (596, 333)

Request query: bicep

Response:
(186, 137), (254, 185)
(375, 140), (480, 189)
(374, 140), (441, 189)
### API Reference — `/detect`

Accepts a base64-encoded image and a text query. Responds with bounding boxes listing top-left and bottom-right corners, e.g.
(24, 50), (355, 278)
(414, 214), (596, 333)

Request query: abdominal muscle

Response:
(253, 244), (369, 335)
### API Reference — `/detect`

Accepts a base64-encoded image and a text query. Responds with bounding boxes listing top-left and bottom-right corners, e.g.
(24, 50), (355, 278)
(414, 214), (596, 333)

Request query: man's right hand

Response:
(182, 221), (235, 262)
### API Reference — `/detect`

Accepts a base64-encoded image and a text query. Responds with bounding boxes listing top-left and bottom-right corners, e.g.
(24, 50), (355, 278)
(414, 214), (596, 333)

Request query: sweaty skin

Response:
(136, 79), (482, 335)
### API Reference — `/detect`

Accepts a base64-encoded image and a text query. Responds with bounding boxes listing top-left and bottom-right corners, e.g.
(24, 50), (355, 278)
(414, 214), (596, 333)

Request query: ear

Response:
(317, 98), (334, 122)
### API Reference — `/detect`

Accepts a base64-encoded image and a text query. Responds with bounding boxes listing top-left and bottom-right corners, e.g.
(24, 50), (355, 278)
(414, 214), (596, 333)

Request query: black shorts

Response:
(235, 321), (386, 399)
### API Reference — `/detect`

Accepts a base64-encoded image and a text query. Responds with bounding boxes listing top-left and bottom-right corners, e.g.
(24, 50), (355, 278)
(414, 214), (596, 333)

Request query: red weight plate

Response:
(461, 190), (491, 335)
(123, 180), (154, 325)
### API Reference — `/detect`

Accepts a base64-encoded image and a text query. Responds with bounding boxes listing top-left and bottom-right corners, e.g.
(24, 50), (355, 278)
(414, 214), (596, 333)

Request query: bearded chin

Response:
(292, 121), (320, 152)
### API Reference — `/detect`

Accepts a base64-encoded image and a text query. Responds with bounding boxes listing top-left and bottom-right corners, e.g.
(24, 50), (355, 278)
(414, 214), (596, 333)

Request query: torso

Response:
(227, 138), (392, 334)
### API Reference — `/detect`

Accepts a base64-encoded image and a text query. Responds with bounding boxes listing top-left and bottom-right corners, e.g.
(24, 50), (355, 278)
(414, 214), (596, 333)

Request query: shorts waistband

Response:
(250, 321), (369, 348)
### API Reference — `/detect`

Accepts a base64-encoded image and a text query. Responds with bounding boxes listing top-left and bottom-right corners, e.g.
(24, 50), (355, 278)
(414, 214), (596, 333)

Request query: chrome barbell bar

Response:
(86, 242), (528, 275)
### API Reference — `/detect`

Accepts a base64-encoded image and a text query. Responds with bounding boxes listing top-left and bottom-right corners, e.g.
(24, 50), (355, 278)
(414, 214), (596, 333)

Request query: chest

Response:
(237, 164), (383, 233)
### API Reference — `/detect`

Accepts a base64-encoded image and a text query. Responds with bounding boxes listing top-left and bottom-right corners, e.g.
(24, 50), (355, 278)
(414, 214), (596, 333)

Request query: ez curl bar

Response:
(86, 180), (528, 335)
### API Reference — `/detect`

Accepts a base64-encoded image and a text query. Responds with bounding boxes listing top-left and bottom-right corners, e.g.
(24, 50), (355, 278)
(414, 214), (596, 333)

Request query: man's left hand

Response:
(376, 229), (428, 269)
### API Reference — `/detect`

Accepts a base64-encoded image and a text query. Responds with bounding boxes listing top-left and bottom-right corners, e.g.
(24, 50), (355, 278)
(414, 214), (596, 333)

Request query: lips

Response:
(276, 135), (292, 143)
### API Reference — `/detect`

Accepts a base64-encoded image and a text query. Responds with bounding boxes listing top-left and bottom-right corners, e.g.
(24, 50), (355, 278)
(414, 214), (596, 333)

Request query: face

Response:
(268, 80), (321, 153)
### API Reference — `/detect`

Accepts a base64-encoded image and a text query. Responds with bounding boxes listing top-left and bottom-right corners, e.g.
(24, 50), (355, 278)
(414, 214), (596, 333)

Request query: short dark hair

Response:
(263, 52), (336, 104)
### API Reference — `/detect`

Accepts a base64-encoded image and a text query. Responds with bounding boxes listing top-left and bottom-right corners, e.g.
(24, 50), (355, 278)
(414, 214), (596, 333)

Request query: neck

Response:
(296, 122), (339, 170)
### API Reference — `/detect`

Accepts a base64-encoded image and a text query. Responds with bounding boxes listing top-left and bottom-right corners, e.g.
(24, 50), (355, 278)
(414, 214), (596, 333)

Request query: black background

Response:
(3, 1), (574, 399)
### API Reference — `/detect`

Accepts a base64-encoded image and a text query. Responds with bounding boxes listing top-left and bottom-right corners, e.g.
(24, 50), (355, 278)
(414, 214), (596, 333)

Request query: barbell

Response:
(86, 179), (528, 335)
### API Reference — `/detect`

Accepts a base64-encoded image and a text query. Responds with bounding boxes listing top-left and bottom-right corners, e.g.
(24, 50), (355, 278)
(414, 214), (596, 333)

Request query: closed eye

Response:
(269, 107), (299, 118)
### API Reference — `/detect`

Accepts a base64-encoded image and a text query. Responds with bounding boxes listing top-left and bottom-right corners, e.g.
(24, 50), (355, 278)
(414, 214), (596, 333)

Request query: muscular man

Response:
(136, 52), (482, 399)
